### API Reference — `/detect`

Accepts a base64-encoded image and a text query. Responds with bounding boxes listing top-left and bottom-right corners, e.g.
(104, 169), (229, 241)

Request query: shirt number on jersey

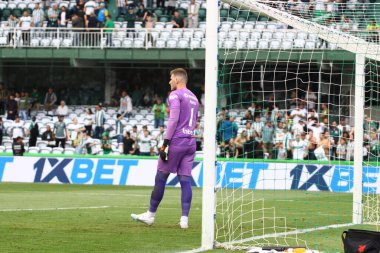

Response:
(189, 108), (194, 127)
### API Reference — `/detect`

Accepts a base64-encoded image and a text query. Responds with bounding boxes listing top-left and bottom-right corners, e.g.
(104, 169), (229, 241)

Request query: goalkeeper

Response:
(131, 68), (199, 229)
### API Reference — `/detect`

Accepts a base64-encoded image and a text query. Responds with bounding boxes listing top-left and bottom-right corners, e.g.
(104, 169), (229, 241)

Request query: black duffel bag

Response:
(342, 229), (380, 253)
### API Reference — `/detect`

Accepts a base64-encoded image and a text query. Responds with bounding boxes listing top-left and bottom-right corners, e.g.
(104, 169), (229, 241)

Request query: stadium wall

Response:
(0, 156), (379, 193)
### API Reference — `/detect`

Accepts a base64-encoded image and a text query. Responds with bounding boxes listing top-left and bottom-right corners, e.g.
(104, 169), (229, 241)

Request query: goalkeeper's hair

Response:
(170, 68), (188, 85)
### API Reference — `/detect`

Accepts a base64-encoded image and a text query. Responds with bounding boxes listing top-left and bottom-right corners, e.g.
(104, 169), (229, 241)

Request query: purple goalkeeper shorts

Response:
(157, 138), (196, 176)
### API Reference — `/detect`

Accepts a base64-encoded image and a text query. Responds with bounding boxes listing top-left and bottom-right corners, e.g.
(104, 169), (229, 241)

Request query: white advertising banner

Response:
(0, 156), (379, 193)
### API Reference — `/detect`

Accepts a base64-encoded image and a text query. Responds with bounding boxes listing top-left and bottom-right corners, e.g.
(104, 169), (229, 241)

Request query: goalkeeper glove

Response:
(159, 139), (170, 161)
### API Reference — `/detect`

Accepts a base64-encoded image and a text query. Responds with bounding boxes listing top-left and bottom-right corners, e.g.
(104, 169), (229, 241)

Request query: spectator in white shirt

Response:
(11, 116), (25, 141)
(138, 129), (152, 156)
(19, 11), (32, 46)
(119, 90), (133, 119)
(56, 100), (68, 116)
(32, 2), (45, 27)
(187, 0), (199, 28)
(290, 104), (307, 125)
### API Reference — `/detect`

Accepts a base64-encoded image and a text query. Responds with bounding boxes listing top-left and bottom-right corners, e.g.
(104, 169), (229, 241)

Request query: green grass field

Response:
(0, 183), (377, 253)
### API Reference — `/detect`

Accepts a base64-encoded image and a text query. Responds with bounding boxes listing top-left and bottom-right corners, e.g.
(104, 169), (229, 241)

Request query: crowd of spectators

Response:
(0, 83), (204, 157)
(217, 88), (380, 162)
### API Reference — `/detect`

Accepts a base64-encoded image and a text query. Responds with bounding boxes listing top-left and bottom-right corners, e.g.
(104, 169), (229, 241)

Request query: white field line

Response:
(179, 247), (210, 253)
(227, 223), (354, 245)
(0, 206), (111, 212)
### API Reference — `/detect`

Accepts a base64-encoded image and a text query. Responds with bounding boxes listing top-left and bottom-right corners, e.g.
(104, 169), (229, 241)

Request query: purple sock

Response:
(179, 175), (192, 217)
(149, 171), (169, 213)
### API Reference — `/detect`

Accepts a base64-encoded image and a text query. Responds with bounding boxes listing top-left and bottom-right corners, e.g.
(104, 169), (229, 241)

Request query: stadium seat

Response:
(52, 147), (64, 154)
(247, 40), (258, 49)
(7, 2), (17, 9)
(183, 30), (194, 39)
(41, 38), (51, 47)
(262, 31), (272, 40)
(258, 40), (269, 49)
(194, 30), (204, 39)
(0, 2), (7, 9)
(0, 36), (7, 45)
(281, 39), (293, 50)
(232, 21), (244, 30)
(178, 38), (189, 48)
(243, 22), (255, 30)
(155, 38), (166, 48)
(3, 140), (12, 148)
(218, 31), (227, 40)
(159, 16), (169, 22)
(160, 30), (171, 39)
(198, 8), (206, 21)
(229, 9), (239, 19)
(236, 40), (246, 49)
(269, 39), (281, 49)
(305, 40), (316, 49)
(201, 39), (206, 48)
(266, 23), (278, 30)
(171, 30), (182, 39)
(154, 8), (163, 18)
(18, 3), (27, 9)
(122, 38), (133, 48)
(198, 22), (206, 30)
(133, 38), (144, 48)
(36, 141), (48, 149)
(239, 31), (250, 41)
(285, 31), (297, 40)
(51, 38), (61, 47)
(12, 8), (22, 18)
(223, 39), (235, 49)
(113, 39), (122, 47)
(40, 147), (52, 154)
(219, 9), (229, 19)
(250, 31), (261, 40)
(293, 38), (306, 48)
(220, 21), (232, 32)
(0, 146), (5, 152)
(255, 22), (266, 30)
(239, 10), (250, 19)
(190, 38), (201, 49)
(297, 31), (308, 40)
(179, 1), (189, 9)
(27, 3), (35, 9)
(135, 22), (143, 29)
(59, 1), (69, 8)
(228, 30), (238, 40)
(64, 148), (75, 155)
(273, 31), (284, 39)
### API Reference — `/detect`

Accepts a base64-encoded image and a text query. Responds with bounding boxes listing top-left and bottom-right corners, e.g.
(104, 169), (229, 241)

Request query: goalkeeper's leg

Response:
(179, 175), (192, 229)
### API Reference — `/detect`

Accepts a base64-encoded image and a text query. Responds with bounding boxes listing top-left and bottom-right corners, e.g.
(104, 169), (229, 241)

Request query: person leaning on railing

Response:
(6, 15), (18, 45)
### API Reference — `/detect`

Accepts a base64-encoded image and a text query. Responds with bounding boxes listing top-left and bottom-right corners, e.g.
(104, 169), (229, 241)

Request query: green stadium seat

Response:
(178, 8), (187, 18)
(159, 15), (169, 22)
(248, 15), (258, 22)
(116, 15), (125, 22)
(258, 16), (269, 21)
(229, 9), (239, 19)
(239, 10), (250, 19)
(154, 8), (163, 18)
(12, 8), (22, 18)
(2, 8), (11, 20)
(220, 9), (228, 19)
(199, 8), (206, 20)
(237, 17), (247, 22)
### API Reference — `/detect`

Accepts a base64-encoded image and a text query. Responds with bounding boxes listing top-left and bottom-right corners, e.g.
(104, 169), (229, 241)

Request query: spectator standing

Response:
(305, 87), (317, 110)
(58, 6), (69, 27)
(28, 116), (39, 147)
(47, 4), (59, 28)
(75, 131), (96, 154)
(7, 95), (18, 120)
(125, 6), (136, 37)
(72, 13), (85, 46)
(85, 0), (99, 22)
(336, 138), (347, 161)
(94, 103), (105, 139)
(119, 91), (133, 118)
(32, 2), (45, 28)
(116, 0), (126, 15)
(319, 103), (329, 123)
(152, 98), (166, 128)
(69, 117), (85, 148)
(171, 10), (185, 28)
(154, 125), (165, 152)
(104, 15), (114, 46)
(31, 87), (41, 111)
(234, 130), (248, 158)
(87, 12), (99, 46)
(84, 108), (94, 135)
(0, 84), (7, 115)
(187, 0), (199, 28)
(252, 115), (264, 137)
(54, 115), (68, 148)
(115, 113), (125, 144)
(123, 131), (136, 155)
(291, 134), (307, 160)
(262, 121), (274, 159)
(44, 88), (57, 112)
(18, 93), (30, 120)
(0, 117), (3, 146)
(218, 116), (238, 145)
(12, 137), (25, 156)
(11, 116), (25, 141)
(166, 0), (176, 15)
(194, 121), (203, 151)
(42, 125), (56, 148)
(7, 15), (19, 45)
(157, 0), (165, 9)
(56, 100), (69, 116)
(97, 3), (108, 27)
(136, 4), (148, 21)
(138, 129), (152, 156)
(19, 11), (32, 46)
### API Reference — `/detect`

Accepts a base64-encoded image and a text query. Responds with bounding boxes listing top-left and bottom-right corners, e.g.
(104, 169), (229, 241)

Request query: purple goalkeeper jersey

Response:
(165, 88), (199, 140)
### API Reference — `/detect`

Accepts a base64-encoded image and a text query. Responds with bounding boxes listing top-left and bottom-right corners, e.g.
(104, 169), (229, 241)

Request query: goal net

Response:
(214, 0), (380, 251)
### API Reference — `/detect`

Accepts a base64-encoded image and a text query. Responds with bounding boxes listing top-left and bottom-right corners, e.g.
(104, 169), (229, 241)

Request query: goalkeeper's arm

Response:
(159, 99), (180, 161)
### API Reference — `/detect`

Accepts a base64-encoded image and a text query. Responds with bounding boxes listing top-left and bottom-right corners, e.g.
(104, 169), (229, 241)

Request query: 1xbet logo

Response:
(34, 158), (72, 183)
(290, 165), (332, 191)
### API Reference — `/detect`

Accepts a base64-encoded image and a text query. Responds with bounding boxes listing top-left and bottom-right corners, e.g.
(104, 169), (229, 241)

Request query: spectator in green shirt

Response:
(105, 15), (114, 46)
(152, 98), (166, 128)
(101, 132), (113, 155)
